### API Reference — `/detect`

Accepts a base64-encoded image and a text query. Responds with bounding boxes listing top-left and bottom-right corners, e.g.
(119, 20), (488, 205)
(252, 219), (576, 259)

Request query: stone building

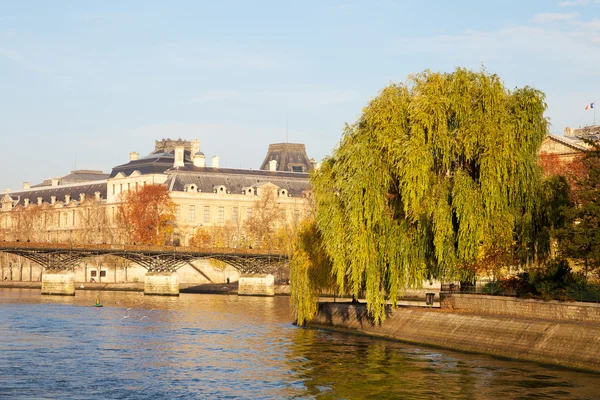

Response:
(0, 139), (312, 284)
(539, 133), (589, 164)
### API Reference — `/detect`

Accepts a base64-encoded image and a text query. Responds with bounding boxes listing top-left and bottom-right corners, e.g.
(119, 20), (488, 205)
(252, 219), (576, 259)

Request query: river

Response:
(0, 289), (598, 399)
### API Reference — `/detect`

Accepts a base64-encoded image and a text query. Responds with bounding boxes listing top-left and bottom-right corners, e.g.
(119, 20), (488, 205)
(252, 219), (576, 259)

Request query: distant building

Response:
(564, 125), (600, 142)
(539, 133), (589, 165)
(259, 143), (316, 173)
(1, 138), (313, 247)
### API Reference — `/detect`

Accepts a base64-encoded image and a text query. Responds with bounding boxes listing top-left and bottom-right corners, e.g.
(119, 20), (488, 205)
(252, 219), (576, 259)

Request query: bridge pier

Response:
(144, 271), (179, 296)
(41, 270), (76, 296)
(238, 274), (275, 296)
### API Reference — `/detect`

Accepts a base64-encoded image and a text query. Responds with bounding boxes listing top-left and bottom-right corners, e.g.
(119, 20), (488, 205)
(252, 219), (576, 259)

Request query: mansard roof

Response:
(33, 170), (109, 188)
(109, 155), (178, 178)
(5, 182), (107, 207)
(165, 168), (310, 196)
(259, 143), (314, 172)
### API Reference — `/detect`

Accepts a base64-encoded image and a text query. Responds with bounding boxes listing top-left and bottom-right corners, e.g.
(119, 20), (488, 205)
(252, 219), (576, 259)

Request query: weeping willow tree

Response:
(291, 68), (548, 324)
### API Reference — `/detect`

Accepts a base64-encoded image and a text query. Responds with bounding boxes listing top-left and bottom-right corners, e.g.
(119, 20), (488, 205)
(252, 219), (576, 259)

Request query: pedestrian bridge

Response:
(0, 242), (289, 296)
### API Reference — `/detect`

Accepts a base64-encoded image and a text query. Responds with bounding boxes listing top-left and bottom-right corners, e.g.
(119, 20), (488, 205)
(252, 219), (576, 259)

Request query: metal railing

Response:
(441, 282), (600, 303)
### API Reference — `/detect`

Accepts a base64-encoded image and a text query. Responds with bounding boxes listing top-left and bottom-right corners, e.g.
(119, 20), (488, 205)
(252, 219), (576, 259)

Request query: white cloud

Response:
(530, 12), (580, 23)
(558, 0), (588, 7)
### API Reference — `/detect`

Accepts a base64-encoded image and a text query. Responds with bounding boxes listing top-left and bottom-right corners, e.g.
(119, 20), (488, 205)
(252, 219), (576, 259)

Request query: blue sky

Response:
(1, 0), (600, 190)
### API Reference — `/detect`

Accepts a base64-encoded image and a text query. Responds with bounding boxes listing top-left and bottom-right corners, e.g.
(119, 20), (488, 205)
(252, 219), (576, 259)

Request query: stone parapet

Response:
(441, 294), (600, 323)
(41, 271), (76, 296)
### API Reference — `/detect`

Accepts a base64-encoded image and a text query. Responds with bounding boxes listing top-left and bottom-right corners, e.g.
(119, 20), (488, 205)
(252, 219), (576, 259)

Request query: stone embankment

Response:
(309, 301), (600, 373)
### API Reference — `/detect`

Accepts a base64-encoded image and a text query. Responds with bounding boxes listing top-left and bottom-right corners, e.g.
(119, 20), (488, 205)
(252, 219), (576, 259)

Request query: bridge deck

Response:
(0, 241), (287, 258)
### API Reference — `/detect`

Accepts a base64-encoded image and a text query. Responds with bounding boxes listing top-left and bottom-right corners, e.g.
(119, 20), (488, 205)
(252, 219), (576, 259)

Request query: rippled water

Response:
(1, 289), (599, 399)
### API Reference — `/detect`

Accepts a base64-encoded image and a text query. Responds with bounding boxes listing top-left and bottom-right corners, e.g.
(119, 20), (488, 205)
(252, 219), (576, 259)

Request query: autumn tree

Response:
(13, 204), (44, 242)
(245, 185), (284, 249)
(189, 227), (213, 248)
(79, 199), (113, 244)
(117, 184), (176, 245)
(558, 143), (600, 279)
(292, 68), (548, 323)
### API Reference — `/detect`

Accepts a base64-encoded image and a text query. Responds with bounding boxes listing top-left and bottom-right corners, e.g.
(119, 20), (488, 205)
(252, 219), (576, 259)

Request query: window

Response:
(292, 166), (303, 172)
(218, 206), (224, 223)
(100, 271), (106, 277)
(112, 185), (115, 195)
(188, 205), (195, 222)
(203, 206), (210, 223)
(135, 182), (139, 190)
(175, 205), (180, 221)
(91, 270), (97, 277)
(294, 209), (300, 222)
(72, 210), (75, 226)
(232, 207), (239, 222)
(120, 183), (123, 193)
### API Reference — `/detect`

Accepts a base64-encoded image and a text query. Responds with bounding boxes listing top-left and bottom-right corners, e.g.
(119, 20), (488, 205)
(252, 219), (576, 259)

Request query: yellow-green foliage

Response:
(290, 219), (334, 325)
(305, 68), (547, 324)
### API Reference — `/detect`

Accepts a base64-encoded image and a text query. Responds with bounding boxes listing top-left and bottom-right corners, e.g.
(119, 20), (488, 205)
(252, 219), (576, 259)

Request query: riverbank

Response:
(0, 281), (293, 295)
(308, 302), (600, 373)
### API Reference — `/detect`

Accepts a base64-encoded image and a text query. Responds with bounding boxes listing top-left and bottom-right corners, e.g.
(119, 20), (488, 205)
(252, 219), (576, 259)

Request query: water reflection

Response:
(0, 289), (598, 399)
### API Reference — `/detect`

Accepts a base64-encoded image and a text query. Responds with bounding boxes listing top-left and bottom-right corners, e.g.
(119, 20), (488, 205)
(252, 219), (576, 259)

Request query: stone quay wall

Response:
(309, 303), (600, 373)
(441, 294), (600, 323)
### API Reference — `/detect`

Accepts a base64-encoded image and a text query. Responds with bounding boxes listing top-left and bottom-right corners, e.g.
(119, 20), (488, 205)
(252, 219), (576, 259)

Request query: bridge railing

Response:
(0, 241), (287, 257)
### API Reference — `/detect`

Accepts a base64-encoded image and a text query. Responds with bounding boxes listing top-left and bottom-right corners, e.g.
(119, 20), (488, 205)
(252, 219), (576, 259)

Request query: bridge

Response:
(0, 242), (290, 296)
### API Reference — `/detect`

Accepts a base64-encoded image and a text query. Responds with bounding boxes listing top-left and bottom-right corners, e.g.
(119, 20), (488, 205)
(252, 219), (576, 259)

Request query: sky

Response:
(1, 0), (600, 190)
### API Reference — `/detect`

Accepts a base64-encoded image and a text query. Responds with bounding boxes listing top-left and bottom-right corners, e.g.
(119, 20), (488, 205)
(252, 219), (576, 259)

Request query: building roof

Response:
(544, 133), (589, 152)
(32, 170), (109, 188)
(259, 143), (314, 173)
(165, 168), (310, 197)
(109, 155), (178, 178)
(5, 181), (107, 207)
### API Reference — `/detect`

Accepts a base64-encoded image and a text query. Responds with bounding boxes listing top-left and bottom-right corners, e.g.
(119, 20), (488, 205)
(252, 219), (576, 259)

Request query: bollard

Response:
(425, 292), (435, 307)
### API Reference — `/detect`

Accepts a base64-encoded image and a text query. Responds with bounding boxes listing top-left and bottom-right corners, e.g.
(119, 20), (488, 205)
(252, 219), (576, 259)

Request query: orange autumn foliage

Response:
(539, 152), (587, 199)
(117, 184), (176, 245)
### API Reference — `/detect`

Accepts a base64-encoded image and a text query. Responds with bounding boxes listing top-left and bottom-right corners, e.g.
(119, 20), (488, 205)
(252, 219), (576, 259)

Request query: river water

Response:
(0, 289), (599, 399)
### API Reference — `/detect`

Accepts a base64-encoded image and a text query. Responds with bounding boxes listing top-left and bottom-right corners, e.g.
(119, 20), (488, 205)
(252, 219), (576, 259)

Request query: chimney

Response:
(23, 182), (30, 190)
(212, 156), (220, 169)
(94, 191), (101, 201)
(65, 194), (71, 203)
(80, 193), (86, 202)
(37, 197), (43, 205)
(129, 152), (139, 161)
(24, 198), (30, 207)
(50, 196), (56, 205)
(51, 178), (59, 187)
(194, 152), (206, 168)
(174, 145), (185, 168)
(269, 159), (277, 171)
(191, 139), (200, 157)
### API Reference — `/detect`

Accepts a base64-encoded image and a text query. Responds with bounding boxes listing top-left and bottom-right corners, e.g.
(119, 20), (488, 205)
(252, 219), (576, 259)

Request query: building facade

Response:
(0, 139), (313, 283)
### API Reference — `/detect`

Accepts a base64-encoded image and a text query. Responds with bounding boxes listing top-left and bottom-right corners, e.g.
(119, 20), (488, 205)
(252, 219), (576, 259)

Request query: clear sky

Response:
(1, 0), (600, 190)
